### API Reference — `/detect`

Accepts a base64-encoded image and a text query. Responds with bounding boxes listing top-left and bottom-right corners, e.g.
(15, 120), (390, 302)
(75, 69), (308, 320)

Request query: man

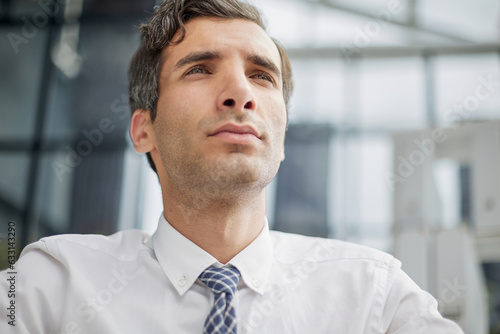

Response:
(1, 0), (463, 333)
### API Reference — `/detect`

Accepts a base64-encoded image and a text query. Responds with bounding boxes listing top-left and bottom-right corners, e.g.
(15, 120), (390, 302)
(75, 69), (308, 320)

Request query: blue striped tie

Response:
(199, 266), (241, 334)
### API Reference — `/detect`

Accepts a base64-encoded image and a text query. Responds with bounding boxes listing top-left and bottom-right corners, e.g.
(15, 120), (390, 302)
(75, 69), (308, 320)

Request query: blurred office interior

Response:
(0, 0), (500, 332)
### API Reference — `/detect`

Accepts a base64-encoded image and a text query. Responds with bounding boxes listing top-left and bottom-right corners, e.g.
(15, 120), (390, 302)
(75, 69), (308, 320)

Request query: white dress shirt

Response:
(1, 214), (463, 333)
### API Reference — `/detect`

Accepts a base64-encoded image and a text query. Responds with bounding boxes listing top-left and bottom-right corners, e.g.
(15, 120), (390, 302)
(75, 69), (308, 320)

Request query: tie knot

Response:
(199, 266), (241, 296)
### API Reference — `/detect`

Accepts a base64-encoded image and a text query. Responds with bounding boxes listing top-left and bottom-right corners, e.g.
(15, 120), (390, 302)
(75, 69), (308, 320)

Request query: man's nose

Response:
(216, 69), (256, 113)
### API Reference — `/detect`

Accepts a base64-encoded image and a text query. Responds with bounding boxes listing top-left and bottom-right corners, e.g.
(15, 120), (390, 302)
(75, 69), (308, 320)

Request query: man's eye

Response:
(186, 67), (209, 75)
(253, 72), (274, 83)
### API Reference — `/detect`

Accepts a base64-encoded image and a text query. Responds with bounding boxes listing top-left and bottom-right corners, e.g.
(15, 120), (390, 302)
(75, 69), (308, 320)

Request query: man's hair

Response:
(129, 0), (293, 173)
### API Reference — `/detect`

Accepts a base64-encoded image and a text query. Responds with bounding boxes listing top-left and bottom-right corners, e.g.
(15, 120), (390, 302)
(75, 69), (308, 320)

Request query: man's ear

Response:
(130, 109), (156, 154)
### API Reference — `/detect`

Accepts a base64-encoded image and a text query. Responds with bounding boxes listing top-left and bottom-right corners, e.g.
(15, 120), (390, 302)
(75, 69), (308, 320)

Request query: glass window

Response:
(329, 133), (393, 251)
(8, 0), (60, 19)
(0, 153), (30, 210)
(44, 72), (78, 141)
(259, 0), (416, 48)
(358, 134), (393, 229)
(254, 0), (318, 48)
(289, 59), (344, 124)
(418, 0), (500, 42)
(32, 152), (74, 236)
(432, 158), (462, 229)
(358, 57), (427, 130)
(0, 27), (48, 141)
(329, 0), (410, 24)
(434, 53), (500, 126)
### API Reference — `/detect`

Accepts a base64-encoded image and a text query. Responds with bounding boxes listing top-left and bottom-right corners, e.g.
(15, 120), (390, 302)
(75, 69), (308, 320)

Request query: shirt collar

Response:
(227, 219), (273, 295)
(151, 213), (273, 296)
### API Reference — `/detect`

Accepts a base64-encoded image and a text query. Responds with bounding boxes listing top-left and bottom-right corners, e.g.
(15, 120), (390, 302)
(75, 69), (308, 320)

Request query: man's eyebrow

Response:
(248, 54), (281, 79)
(173, 51), (221, 71)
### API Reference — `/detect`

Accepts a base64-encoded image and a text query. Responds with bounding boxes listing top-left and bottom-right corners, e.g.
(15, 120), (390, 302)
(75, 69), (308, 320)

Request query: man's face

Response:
(152, 17), (287, 194)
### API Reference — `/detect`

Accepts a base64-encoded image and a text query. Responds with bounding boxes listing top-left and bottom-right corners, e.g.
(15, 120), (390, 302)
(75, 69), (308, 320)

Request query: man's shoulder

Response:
(269, 229), (401, 269)
(22, 229), (152, 262)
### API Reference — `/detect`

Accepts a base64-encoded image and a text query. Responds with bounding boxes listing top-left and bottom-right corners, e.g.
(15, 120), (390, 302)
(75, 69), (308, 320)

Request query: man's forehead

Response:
(162, 17), (281, 69)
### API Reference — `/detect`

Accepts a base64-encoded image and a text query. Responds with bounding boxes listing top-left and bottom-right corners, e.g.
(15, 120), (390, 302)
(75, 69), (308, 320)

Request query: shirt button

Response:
(178, 276), (187, 287)
(252, 279), (261, 288)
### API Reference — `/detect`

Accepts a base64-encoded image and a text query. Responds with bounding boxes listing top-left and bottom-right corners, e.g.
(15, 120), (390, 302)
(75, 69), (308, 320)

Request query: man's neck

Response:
(161, 186), (267, 264)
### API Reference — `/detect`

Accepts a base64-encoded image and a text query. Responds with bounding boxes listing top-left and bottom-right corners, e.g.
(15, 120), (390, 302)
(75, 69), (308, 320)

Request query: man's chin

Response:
(205, 157), (269, 188)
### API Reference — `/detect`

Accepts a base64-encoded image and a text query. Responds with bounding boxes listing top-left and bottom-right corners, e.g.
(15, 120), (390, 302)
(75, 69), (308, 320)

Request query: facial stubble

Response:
(154, 116), (283, 205)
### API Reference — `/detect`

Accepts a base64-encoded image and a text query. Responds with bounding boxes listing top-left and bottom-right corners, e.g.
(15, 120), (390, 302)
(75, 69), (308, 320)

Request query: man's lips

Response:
(209, 124), (261, 139)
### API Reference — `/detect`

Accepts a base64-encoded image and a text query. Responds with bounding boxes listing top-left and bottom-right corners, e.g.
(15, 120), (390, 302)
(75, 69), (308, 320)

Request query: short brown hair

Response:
(129, 0), (293, 173)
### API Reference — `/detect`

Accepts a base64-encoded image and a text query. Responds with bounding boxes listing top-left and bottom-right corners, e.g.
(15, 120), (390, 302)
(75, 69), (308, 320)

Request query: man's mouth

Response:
(209, 123), (262, 144)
